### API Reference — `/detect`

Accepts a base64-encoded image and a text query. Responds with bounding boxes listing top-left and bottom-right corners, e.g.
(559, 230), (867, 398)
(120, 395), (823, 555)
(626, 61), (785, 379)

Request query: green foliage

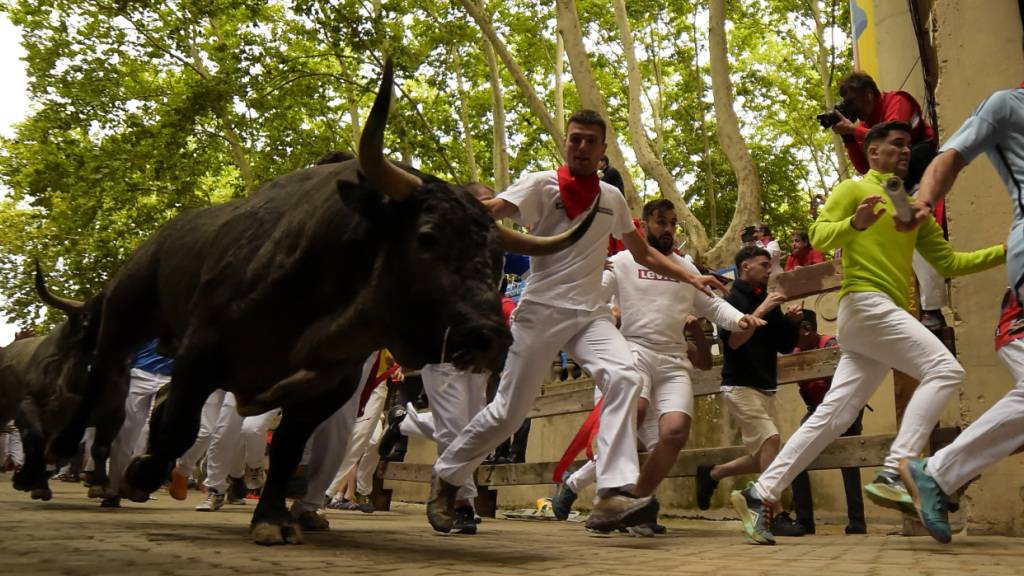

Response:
(0, 0), (851, 327)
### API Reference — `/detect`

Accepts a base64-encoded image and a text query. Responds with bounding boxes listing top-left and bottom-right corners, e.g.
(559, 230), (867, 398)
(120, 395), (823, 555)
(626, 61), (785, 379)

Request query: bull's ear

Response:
(336, 179), (384, 219)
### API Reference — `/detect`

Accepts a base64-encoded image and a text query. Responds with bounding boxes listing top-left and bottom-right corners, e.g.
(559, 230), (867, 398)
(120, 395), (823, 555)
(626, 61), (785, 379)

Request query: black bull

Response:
(35, 59), (598, 544)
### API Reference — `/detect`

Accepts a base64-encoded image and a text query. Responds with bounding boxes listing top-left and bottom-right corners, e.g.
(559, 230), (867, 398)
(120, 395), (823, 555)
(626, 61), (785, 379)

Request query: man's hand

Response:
(603, 259), (615, 272)
(754, 292), (787, 317)
(784, 303), (804, 322)
(894, 198), (932, 232)
(830, 111), (856, 136)
(688, 273), (727, 297)
(392, 366), (405, 382)
(738, 314), (767, 330)
(852, 195), (886, 231)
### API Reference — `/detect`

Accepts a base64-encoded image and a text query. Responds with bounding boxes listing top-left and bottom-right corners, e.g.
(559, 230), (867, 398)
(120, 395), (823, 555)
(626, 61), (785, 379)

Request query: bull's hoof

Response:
(251, 522), (305, 546)
(30, 486), (53, 501)
(123, 454), (165, 495)
(120, 485), (150, 504)
(12, 471), (33, 492)
(87, 484), (116, 499)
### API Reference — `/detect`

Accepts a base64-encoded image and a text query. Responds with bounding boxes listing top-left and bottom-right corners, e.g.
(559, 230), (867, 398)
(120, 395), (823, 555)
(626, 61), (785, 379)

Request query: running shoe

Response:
(864, 469), (914, 513)
(730, 482), (775, 545)
(900, 457), (952, 543)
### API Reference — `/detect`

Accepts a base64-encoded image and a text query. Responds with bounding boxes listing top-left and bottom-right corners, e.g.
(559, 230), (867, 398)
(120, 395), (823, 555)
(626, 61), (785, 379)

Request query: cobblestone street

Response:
(1, 478), (1021, 575)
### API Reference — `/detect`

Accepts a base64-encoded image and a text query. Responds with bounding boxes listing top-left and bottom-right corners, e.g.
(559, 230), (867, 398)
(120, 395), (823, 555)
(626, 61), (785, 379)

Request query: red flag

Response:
(552, 396), (603, 483)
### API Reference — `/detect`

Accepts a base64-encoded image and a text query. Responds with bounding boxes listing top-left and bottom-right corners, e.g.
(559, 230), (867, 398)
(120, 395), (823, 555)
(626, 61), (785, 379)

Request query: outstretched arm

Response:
(621, 230), (726, 297)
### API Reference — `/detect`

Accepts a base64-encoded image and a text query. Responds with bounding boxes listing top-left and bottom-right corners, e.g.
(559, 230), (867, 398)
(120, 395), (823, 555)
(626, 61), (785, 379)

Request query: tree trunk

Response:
(555, 0), (639, 213)
(349, 99), (360, 153)
(611, 0), (709, 253)
(458, 0), (563, 155)
(482, 35), (509, 191)
(452, 46), (479, 182)
(691, 10), (718, 244)
(555, 33), (565, 133)
(705, 0), (762, 267)
(810, 0), (850, 181)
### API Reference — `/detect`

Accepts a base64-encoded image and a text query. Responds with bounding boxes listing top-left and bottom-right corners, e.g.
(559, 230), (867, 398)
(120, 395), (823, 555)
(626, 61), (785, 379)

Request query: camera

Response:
(816, 100), (859, 129)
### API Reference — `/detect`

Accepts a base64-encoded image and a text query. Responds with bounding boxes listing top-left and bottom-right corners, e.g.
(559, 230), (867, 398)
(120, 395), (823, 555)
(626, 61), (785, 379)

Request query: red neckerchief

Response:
(557, 164), (600, 219)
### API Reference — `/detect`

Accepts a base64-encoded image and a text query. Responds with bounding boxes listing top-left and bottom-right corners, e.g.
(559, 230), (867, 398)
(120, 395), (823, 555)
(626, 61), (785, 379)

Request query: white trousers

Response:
(292, 353), (376, 513)
(913, 250), (947, 310)
(754, 291), (963, 502)
(400, 364), (487, 500)
(929, 339), (1024, 494)
(1, 421), (24, 466)
(233, 409), (279, 472)
(434, 301), (642, 493)
(109, 368), (169, 490)
(327, 382), (387, 498)
(176, 390), (243, 492)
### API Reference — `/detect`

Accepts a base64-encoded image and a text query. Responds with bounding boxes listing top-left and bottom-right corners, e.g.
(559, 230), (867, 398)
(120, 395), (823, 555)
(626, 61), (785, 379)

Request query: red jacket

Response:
(784, 249), (825, 271)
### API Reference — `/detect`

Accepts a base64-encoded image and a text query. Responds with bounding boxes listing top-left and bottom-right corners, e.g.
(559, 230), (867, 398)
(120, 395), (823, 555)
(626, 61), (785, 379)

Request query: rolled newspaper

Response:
(884, 176), (914, 224)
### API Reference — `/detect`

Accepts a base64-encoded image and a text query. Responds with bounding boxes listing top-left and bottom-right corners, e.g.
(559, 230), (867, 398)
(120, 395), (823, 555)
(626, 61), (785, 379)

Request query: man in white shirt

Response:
(428, 110), (724, 533)
(552, 199), (762, 531)
(754, 223), (784, 276)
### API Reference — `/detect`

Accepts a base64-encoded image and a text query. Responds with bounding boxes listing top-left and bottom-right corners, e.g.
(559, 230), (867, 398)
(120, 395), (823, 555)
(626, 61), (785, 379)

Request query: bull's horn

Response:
(359, 57), (422, 202)
(34, 260), (85, 315)
(500, 196), (601, 256)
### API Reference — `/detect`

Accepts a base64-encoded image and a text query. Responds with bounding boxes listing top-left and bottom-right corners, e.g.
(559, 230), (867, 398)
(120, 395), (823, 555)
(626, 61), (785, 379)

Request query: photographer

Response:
(822, 72), (947, 330)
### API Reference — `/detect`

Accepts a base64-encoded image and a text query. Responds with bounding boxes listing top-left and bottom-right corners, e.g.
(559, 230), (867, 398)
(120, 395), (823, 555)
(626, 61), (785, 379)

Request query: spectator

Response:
(753, 223), (784, 275)
(788, 310), (866, 535)
(784, 230), (826, 271)
(598, 155), (624, 194)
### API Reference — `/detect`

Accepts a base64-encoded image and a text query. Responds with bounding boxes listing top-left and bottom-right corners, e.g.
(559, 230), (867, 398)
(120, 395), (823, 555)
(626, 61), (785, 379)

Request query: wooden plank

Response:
(768, 260), (842, 300)
(529, 347), (841, 419)
(383, 429), (959, 486)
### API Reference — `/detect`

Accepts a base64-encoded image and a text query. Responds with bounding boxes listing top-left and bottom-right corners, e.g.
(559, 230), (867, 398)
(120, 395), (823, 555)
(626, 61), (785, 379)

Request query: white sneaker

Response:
(196, 489), (225, 512)
(244, 465), (266, 490)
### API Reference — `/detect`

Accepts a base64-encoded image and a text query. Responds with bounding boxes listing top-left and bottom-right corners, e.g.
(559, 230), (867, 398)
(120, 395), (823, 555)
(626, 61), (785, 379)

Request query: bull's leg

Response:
(251, 365), (360, 546)
(84, 368), (131, 499)
(12, 401), (51, 501)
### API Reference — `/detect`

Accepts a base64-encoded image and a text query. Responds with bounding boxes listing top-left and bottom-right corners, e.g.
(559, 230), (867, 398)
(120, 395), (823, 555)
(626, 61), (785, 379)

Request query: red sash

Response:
(357, 352), (399, 416)
(552, 396), (603, 482)
(557, 164), (601, 219)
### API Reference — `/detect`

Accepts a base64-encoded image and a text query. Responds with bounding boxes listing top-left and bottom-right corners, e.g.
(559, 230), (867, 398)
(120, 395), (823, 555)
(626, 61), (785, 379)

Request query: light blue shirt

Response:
(942, 87), (1024, 290)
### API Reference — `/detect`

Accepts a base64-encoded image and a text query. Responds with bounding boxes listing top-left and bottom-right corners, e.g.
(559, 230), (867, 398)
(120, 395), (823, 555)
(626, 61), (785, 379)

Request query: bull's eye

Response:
(417, 228), (439, 251)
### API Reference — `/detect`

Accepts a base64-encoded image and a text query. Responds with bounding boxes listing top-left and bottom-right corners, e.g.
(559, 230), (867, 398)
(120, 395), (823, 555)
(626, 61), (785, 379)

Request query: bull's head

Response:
(31, 262), (103, 438)
(351, 58), (598, 374)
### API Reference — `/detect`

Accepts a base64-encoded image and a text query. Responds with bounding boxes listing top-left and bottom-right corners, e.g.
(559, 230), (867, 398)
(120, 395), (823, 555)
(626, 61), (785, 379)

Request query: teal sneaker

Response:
(864, 469), (914, 513)
(551, 472), (578, 520)
(900, 457), (952, 543)
(730, 482), (775, 545)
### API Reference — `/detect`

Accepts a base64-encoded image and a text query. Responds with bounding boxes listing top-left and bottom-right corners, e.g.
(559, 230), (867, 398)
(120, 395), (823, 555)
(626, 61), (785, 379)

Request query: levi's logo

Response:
(637, 268), (679, 282)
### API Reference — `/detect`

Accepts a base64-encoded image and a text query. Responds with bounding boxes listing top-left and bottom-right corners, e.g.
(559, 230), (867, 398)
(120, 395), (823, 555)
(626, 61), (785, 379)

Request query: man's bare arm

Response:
(621, 230), (725, 296)
(483, 197), (519, 221)
(896, 149), (966, 232)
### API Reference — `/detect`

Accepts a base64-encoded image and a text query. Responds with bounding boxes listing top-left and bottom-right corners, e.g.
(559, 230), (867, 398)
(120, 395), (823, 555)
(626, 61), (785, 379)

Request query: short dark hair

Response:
(863, 120), (913, 156)
(567, 109), (607, 142)
(791, 230), (810, 244)
(838, 71), (881, 99)
(801, 309), (818, 330)
(642, 199), (675, 221)
(600, 155), (610, 164)
(734, 245), (770, 270)
(756, 222), (772, 236)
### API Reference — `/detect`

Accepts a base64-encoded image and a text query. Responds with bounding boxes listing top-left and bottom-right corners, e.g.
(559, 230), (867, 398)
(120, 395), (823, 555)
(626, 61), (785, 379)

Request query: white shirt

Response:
(602, 250), (745, 351)
(757, 238), (784, 275)
(499, 170), (635, 311)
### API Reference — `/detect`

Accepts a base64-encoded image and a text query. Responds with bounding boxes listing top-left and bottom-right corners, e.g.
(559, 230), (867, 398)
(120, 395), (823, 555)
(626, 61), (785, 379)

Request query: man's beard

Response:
(647, 231), (674, 255)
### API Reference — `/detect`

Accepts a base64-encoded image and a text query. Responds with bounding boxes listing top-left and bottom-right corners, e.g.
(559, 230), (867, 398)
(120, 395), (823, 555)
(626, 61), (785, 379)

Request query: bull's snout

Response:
(449, 320), (511, 373)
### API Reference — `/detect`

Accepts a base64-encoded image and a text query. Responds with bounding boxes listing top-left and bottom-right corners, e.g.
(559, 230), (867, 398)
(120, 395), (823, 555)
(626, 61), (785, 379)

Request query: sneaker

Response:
(884, 175), (914, 224)
(770, 511), (806, 537)
(354, 493), (375, 514)
(585, 489), (658, 532)
(244, 465), (266, 490)
(168, 468), (188, 501)
(626, 523), (655, 537)
(227, 476), (247, 505)
(551, 472), (578, 520)
(900, 457), (952, 543)
(100, 496), (121, 508)
(695, 463), (718, 510)
(377, 405), (407, 459)
(864, 469), (914, 513)
(294, 510), (330, 532)
(426, 472), (458, 533)
(729, 482), (775, 545)
(326, 496), (350, 510)
(452, 505), (477, 535)
(196, 489), (225, 512)
(648, 521), (667, 535)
